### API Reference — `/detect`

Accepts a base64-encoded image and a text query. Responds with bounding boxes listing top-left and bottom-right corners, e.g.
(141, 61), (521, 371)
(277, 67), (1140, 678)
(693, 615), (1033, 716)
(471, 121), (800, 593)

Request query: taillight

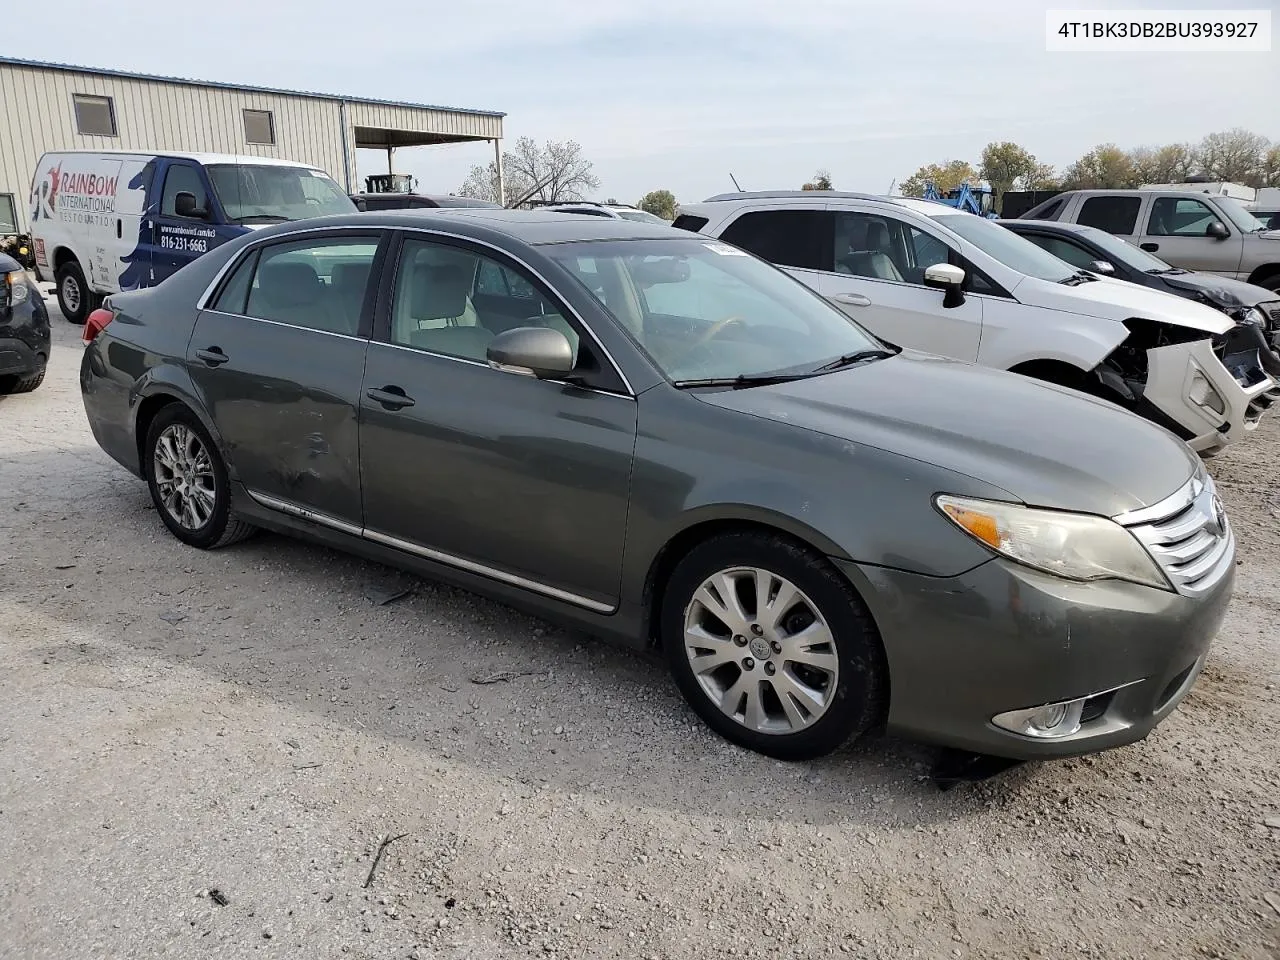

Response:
(84, 307), (115, 343)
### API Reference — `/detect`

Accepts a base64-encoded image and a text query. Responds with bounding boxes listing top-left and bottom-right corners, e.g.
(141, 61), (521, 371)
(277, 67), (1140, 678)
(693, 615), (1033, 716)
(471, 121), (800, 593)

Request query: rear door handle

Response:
(832, 293), (872, 307)
(366, 385), (415, 410)
(1140, 242), (1159, 252)
(195, 347), (229, 366)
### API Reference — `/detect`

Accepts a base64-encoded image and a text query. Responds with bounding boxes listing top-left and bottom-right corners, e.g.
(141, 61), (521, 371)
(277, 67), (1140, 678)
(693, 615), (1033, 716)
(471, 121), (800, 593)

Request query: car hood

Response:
(696, 353), (1199, 517)
(1014, 273), (1233, 335)
(1158, 270), (1276, 310)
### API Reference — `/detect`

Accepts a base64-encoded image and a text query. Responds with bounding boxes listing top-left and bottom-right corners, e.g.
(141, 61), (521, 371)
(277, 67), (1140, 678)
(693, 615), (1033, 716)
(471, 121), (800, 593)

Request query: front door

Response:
(187, 231), (385, 526)
(1138, 195), (1245, 278)
(819, 209), (983, 361)
(359, 234), (637, 609)
(152, 161), (228, 283)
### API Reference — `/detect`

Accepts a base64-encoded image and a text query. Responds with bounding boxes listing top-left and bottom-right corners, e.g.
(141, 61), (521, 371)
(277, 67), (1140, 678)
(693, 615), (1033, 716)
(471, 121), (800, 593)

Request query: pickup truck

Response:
(1020, 189), (1280, 293)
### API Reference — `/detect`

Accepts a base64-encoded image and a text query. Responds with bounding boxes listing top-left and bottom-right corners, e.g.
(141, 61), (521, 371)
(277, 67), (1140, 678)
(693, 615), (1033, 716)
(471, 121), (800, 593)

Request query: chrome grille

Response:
(1115, 474), (1234, 596)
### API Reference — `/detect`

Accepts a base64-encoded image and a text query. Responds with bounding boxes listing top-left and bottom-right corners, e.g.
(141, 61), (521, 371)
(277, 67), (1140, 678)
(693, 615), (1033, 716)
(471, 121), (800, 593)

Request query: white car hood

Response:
(1013, 274), (1233, 335)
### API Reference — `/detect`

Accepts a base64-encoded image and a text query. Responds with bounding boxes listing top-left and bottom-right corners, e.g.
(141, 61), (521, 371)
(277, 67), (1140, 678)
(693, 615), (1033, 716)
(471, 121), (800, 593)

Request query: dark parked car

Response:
(0, 252), (50, 394)
(80, 210), (1233, 764)
(351, 192), (502, 211)
(1003, 219), (1280, 371)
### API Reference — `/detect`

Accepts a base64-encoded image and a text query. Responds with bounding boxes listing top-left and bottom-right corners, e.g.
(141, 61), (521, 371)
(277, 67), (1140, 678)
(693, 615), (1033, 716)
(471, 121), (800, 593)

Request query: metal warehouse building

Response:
(0, 57), (506, 234)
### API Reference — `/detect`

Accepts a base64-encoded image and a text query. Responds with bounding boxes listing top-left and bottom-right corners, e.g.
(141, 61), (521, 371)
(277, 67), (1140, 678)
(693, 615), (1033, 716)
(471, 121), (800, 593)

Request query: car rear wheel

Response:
(144, 405), (256, 549)
(55, 260), (97, 325)
(661, 531), (887, 760)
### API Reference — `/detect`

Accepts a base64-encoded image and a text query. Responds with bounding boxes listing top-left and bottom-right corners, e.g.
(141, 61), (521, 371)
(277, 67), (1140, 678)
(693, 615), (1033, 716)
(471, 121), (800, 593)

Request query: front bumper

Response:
(1144, 339), (1275, 454)
(837, 550), (1234, 760)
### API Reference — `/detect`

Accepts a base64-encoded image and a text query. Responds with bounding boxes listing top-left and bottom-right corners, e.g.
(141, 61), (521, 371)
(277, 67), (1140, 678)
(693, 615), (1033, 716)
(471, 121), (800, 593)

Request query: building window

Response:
(0, 194), (18, 233)
(243, 109), (275, 145)
(72, 94), (117, 137)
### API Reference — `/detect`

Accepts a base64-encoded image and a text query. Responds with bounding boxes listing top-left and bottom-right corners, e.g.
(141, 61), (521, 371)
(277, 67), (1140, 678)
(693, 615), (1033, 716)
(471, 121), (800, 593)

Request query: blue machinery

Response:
(921, 181), (999, 218)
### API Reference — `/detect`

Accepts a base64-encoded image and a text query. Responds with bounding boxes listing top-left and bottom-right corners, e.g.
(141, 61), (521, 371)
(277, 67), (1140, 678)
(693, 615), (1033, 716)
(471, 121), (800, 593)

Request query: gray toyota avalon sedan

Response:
(79, 210), (1234, 764)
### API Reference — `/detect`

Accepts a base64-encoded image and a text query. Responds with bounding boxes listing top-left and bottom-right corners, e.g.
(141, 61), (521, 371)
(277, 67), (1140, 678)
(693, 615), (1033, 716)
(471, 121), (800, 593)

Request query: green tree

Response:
(979, 141), (1039, 208)
(1061, 144), (1137, 189)
(459, 137), (600, 207)
(802, 169), (834, 191)
(638, 189), (678, 220)
(900, 160), (979, 197)
(1196, 128), (1271, 186)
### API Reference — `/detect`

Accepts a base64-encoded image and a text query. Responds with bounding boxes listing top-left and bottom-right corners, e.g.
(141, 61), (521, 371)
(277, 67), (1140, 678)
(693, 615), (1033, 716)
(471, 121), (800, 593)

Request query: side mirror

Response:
(486, 326), (574, 379)
(923, 262), (967, 308)
(1089, 259), (1116, 275)
(1206, 221), (1229, 240)
(174, 191), (208, 219)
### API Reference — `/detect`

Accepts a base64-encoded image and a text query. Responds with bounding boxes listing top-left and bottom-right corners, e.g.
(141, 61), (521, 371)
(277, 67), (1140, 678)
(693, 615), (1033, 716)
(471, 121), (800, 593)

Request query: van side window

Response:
(1077, 196), (1141, 235)
(161, 165), (210, 218)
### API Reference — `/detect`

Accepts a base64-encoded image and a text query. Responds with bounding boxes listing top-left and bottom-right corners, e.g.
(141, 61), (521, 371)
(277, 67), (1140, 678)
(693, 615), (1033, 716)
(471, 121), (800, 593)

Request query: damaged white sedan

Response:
(676, 192), (1278, 454)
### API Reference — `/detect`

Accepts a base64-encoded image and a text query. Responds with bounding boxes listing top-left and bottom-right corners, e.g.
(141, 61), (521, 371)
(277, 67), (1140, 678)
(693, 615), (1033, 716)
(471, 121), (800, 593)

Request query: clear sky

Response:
(16, 0), (1278, 204)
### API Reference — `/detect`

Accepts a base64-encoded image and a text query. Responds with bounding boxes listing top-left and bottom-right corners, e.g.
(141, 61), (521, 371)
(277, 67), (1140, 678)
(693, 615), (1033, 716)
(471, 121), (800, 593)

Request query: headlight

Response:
(935, 494), (1170, 590)
(1245, 306), (1267, 327)
(3, 270), (29, 306)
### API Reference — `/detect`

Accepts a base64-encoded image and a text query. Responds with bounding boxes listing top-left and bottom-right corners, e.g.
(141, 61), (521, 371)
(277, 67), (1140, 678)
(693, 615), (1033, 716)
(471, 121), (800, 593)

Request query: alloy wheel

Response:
(152, 423), (217, 531)
(683, 566), (839, 734)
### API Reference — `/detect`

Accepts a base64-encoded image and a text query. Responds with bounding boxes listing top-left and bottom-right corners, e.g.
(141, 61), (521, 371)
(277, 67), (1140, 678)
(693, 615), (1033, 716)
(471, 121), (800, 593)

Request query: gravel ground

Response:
(2, 304), (1278, 960)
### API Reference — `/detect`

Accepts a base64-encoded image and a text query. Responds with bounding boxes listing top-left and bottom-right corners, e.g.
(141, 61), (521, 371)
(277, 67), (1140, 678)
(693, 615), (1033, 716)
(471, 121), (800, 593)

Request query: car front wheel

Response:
(661, 532), (887, 760)
(144, 405), (256, 549)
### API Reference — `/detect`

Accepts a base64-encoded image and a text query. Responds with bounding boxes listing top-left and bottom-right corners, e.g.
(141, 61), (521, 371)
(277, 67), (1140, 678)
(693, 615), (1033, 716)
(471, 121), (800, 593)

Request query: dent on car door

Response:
(819, 210), (983, 361)
(189, 231), (385, 527)
(358, 234), (638, 609)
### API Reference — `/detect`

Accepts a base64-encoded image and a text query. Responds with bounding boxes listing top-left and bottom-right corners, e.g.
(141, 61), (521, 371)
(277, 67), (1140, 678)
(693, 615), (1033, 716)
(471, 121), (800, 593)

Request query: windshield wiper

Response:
(1060, 271), (1097, 286)
(672, 372), (816, 389)
(231, 214), (290, 223)
(812, 349), (897, 373)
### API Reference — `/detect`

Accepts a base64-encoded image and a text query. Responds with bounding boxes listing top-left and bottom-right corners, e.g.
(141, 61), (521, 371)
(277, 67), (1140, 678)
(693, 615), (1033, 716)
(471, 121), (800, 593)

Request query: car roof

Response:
(39, 149), (322, 169)
(1002, 219), (1096, 235)
(255, 208), (683, 245)
(688, 190), (962, 218)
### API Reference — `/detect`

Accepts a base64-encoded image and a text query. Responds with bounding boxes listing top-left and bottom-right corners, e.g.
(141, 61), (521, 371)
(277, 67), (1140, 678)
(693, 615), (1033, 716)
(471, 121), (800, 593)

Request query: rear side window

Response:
(240, 236), (381, 335)
(1078, 196), (1141, 235)
(1031, 196), (1065, 221)
(718, 210), (833, 271)
(671, 214), (710, 232)
(211, 251), (258, 315)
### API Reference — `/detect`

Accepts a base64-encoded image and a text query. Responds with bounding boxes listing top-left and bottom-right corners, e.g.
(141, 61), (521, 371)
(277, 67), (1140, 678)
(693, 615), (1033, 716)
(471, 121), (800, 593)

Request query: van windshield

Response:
(206, 165), (356, 223)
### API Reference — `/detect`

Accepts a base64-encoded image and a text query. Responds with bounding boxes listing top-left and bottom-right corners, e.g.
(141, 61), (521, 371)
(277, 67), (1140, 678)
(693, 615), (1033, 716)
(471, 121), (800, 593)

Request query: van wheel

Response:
(56, 260), (96, 325)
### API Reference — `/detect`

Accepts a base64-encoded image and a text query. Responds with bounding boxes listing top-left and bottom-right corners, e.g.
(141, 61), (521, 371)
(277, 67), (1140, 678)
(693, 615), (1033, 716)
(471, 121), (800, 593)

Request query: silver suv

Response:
(1022, 189), (1280, 292)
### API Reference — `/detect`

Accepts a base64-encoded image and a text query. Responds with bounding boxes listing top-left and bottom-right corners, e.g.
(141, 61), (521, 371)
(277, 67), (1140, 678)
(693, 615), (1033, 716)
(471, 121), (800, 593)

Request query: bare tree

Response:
(1196, 128), (1271, 186)
(458, 137), (601, 207)
(1128, 143), (1198, 185)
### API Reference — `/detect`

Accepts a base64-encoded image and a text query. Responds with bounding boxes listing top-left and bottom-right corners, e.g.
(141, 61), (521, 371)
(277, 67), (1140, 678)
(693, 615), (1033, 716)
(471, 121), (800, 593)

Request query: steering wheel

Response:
(680, 315), (746, 359)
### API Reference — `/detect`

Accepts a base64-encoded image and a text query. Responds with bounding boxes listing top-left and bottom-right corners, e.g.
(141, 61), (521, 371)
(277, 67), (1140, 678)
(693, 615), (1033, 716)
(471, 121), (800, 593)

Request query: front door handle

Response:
(1140, 242), (1159, 252)
(366, 385), (416, 410)
(832, 293), (872, 307)
(195, 347), (229, 366)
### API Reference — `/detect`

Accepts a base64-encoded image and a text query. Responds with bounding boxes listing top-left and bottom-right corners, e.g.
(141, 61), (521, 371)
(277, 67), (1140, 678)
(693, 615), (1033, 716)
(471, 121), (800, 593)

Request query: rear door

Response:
(188, 230), (386, 527)
(1138, 195), (1245, 278)
(715, 207), (833, 295)
(1074, 194), (1143, 240)
(818, 206), (983, 360)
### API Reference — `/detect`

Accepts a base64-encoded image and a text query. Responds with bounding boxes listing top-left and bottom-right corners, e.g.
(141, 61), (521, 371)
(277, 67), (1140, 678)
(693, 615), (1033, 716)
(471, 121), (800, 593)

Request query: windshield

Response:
(206, 165), (356, 222)
(1072, 224), (1173, 272)
(615, 209), (668, 225)
(544, 238), (883, 383)
(1217, 197), (1268, 233)
(932, 213), (1076, 282)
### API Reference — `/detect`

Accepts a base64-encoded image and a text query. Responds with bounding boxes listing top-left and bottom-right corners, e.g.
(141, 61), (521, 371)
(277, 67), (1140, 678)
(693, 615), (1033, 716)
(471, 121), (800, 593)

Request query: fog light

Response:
(992, 698), (1087, 739)
(1189, 374), (1225, 415)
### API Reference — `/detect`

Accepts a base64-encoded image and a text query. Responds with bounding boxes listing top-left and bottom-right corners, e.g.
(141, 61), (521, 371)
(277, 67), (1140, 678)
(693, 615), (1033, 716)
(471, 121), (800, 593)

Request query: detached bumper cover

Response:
(837, 546), (1234, 760)
(1144, 339), (1275, 453)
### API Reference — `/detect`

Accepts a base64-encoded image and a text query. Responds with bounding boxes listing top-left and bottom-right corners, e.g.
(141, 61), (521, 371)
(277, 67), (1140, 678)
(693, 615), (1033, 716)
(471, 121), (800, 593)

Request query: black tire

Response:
(0, 366), (45, 395)
(55, 260), (98, 325)
(661, 531), (887, 761)
(144, 404), (256, 549)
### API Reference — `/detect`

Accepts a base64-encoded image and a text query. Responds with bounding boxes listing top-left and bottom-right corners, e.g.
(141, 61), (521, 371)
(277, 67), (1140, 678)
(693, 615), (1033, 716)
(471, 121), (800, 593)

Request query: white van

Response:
(28, 151), (355, 323)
